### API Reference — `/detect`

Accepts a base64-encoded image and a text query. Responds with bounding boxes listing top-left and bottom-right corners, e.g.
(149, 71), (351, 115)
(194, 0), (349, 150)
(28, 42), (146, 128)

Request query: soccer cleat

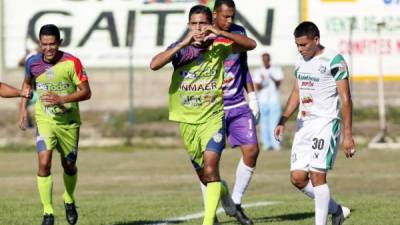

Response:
(234, 204), (254, 225)
(220, 180), (237, 216)
(64, 202), (78, 225)
(41, 214), (54, 225)
(342, 206), (351, 219)
(332, 205), (351, 225)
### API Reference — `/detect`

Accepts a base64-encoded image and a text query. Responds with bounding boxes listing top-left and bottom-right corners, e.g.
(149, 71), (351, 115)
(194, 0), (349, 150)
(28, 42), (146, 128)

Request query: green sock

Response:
(203, 181), (222, 225)
(37, 175), (54, 215)
(63, 172), (77, 204)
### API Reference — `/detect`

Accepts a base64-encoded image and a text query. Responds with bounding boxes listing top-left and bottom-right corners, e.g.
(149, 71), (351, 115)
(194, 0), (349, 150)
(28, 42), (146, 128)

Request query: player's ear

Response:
(212, 11), (217, 21)
(314, 36), (320, 45)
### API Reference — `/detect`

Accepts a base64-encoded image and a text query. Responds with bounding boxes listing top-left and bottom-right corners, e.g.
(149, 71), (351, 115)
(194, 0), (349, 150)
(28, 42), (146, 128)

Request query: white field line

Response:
(152, 201), (281, 225)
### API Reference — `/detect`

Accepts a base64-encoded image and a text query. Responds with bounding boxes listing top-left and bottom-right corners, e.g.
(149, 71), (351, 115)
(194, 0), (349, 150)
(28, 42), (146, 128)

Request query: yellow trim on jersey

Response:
(352, 75), (400, 81)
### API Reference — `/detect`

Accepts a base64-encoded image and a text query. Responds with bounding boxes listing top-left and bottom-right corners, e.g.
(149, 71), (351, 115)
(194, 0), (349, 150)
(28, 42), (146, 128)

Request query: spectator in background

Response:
(253, 53), (284, 151)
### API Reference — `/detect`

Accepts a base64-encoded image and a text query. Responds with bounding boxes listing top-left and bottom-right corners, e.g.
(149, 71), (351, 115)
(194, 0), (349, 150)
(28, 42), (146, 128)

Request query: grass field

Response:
(0, 147), (399, 225)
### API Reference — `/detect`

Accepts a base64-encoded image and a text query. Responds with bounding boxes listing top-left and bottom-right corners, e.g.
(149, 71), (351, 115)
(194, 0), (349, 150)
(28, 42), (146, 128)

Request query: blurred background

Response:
(0, 0), (399, 149)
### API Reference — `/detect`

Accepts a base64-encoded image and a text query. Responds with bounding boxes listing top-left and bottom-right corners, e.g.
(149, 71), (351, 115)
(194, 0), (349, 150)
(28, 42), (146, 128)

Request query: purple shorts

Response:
(224, 105), (258, 148)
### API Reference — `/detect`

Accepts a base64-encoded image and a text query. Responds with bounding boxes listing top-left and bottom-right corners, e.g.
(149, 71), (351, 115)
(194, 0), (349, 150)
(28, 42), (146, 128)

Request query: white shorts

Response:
(290, 117), (341, 171)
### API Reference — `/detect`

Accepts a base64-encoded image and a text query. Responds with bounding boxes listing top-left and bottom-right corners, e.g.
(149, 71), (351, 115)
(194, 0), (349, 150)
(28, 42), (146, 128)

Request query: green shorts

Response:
(35, 123), (80, 162)
(179, 115), (225, 170)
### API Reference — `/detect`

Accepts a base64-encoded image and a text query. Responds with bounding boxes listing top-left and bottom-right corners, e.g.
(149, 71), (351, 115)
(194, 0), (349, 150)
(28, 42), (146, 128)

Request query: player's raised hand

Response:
(342, 134), (355, 158)
(180, 31), (196, 47)
(41, 92), (64, 106)
(200, 25), (217, 42)
(204, 24), (220, 34)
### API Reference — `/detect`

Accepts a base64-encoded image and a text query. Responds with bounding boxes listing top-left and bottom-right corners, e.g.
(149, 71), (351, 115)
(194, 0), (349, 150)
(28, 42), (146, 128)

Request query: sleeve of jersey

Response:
(24, 56), (35, 78)
(330, 54), (349, 81)
(167, 42), (180, 66)
(71, 57), (88, 85)
(231, 25), (247, 36)
(168, 42), (197, 68)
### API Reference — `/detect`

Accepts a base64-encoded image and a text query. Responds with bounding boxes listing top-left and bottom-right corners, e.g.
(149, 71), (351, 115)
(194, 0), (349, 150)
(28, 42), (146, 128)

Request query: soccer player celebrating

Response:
(274, 21), (354, 225)
(198, 1), (260, 224)
(150, 5), (256, 225)
(18, 24), (91, 225)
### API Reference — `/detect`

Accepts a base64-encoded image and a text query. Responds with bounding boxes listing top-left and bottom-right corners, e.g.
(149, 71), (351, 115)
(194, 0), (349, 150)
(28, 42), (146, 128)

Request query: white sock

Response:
(231, 158), (255, 204)
(314, 184), (330, 225)
(200, 182), (207, 208)
(301, 179), (315, 199)
(301, 180), (339, 214)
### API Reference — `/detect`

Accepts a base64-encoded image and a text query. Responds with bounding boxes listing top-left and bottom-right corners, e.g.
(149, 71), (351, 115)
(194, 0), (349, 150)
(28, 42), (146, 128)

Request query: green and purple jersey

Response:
(25, 51), (88, 128)
(168, 38), (232, 124)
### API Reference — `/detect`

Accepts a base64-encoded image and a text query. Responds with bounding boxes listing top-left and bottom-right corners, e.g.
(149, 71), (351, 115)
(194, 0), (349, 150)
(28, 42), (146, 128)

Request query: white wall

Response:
(2, 0), (299, 68)
(303, 0), (400, 80)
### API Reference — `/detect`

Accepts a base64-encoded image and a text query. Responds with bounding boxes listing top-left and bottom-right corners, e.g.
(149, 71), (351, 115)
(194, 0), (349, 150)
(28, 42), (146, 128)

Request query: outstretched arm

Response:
(220, 30), (256, 52)
(337, 78), (355, 158)
(0, 82), (29, 98)
(205, 26), (256, 52)
(274, 82), (300, 140)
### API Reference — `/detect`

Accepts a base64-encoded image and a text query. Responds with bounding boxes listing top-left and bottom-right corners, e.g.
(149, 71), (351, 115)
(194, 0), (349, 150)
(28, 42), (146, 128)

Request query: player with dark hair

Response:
(19, 24), (91, 225)
(275, 21), (354, 225)
(198, 1), (260, 224)
(150, 4), (256, 225)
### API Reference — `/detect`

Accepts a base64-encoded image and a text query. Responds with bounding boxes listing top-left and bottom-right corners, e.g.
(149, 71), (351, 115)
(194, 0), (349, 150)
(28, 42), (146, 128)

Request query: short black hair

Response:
(189, 5), (212, 24)
(213, 0), (236, 10)
(39, 24), (61, 41)
(294, 21), (320, 38)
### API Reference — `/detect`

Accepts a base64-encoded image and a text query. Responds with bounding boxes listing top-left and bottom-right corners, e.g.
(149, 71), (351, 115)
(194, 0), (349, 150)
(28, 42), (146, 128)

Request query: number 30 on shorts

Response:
(312, 138), (324, 150)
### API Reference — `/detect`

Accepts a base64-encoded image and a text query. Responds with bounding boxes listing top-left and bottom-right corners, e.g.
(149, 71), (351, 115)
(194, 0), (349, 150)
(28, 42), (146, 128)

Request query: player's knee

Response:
(202, 165), (220, 182)
(38, 163), (51, 176)
(63, 163), (77, 176)
(248, 145), (259, 160)
(290, 176), (308, 189)
(242, 144), (259, 165)
(64, 166), (77, 176)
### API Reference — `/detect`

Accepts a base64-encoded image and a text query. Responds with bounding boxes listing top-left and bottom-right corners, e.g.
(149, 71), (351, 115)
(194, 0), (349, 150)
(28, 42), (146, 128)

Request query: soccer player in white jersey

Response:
(274, 21), (355, 225)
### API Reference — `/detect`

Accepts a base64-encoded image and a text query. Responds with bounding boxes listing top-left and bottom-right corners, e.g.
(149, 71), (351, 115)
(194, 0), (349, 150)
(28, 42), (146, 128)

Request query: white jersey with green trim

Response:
(295, 48), (349, 121)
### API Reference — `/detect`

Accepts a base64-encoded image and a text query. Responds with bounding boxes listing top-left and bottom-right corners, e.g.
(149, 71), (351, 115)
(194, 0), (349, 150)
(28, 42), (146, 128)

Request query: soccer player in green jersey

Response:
(150, 5), (256, 225)
(18, 24), (91, 225)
